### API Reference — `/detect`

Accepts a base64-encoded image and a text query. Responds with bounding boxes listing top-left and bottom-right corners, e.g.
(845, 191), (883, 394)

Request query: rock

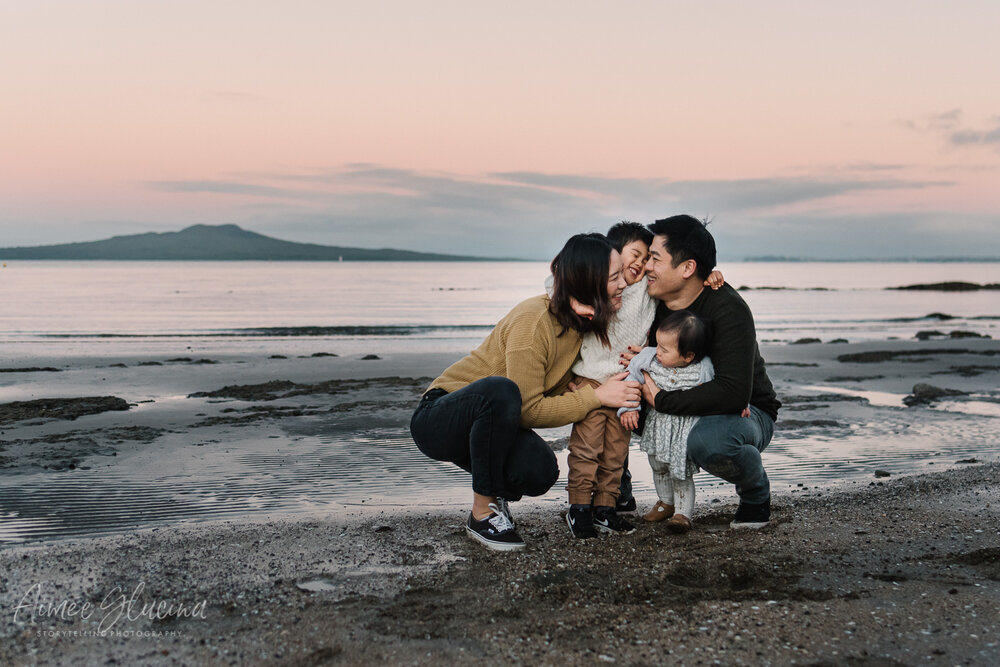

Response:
(874, 470), (891, 478)
(0, 396), (130, 425)
(311, 352), (339, 358)
(827, 338), (849, 344)
(790, 338), (822, 345)
(903, 383), (967, 407)
(361, 354), (381, 360)
(914, 330), (946, 340)
(949, 330), (990, 339)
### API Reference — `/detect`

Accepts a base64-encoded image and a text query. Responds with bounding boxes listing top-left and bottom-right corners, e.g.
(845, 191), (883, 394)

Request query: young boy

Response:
(564, 222), (656, 538)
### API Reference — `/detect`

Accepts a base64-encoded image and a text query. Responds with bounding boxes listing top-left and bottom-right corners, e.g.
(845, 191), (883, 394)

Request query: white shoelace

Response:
(487, 503), (514, 532)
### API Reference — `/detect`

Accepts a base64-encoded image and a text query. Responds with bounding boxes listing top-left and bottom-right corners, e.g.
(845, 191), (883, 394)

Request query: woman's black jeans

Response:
(409, 377), (559, 501)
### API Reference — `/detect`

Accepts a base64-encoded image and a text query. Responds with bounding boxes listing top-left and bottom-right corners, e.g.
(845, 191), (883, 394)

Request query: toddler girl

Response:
(619, 310), (713, 533)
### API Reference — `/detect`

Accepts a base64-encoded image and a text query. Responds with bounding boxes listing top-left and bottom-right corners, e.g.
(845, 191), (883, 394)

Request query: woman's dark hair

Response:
(549, 233), (617, 347)
(606, 221), (653, 253)
(657, 310), (711, 363)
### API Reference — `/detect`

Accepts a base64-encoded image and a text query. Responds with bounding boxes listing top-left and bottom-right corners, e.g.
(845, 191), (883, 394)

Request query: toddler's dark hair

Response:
(657, 310), (711, 363)
(606, 221), (653, 253)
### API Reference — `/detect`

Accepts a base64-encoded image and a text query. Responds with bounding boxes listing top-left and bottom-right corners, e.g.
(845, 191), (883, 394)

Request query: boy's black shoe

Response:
(466, 504), (525, 551)
(730, 496), (771, 529)
(615, 496), (637, 513)
(566, 504), (597, 539)
(593, 505), (636, 535)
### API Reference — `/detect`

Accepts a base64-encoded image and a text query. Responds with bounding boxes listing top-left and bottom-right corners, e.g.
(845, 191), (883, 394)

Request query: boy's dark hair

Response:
(657, 310), (711, 363)
(647, 214), (716, 280)
(606, 221), (653, 253)
(549, 233), (617, 347)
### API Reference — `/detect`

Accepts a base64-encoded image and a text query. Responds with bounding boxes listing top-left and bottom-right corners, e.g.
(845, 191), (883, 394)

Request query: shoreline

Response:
(2, 463), (998, 665)
(1, 336), (999, 663)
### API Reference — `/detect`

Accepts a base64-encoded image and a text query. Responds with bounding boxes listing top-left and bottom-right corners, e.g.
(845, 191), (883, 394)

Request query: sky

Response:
(2, 1), (1000, 260)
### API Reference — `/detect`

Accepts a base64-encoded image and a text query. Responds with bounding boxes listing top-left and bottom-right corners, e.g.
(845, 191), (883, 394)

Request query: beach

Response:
(1, 334), (998, 664)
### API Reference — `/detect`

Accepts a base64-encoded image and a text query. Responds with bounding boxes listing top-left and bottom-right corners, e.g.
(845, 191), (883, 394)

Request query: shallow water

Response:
(2, 400), (997, 544)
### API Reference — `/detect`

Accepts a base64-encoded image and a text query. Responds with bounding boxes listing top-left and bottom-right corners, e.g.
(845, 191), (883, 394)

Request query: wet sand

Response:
(1, 338), (999, 664)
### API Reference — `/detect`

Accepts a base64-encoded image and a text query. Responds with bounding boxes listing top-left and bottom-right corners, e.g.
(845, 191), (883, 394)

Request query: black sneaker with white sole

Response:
(593, 505), (636, 535)
(730, 496), (771, 529)
(566, 504), (597, 539)
(466, 503), (525, 551)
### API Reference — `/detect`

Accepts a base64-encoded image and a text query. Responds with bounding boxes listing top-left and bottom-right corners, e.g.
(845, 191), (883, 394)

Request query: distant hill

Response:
(0, 224), (510, 261)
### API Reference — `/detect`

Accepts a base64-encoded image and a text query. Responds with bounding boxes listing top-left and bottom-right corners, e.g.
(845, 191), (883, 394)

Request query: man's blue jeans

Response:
(686, 406), (775, 504)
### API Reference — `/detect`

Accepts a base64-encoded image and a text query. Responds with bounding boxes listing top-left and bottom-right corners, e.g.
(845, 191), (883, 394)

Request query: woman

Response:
(410, 233), (642, 551)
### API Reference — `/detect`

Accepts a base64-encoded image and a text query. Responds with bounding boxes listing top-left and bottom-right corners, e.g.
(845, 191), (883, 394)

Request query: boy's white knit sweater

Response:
(572, 280), (657, 383)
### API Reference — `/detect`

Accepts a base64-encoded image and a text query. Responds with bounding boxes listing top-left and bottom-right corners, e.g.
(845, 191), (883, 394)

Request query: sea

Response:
(2, 260), (999, 357)
(1, 260), (999, 543)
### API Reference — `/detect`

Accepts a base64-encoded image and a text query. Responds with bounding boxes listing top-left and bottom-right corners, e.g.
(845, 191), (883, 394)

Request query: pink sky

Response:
(2, 1), (999, 258)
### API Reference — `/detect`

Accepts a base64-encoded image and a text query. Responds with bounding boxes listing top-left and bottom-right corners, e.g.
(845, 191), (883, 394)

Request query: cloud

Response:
(950, 123), (1000, 147)
(899, 109), (963, 132)
(141, 165), (961, 259)
(147, 180), (308, 198)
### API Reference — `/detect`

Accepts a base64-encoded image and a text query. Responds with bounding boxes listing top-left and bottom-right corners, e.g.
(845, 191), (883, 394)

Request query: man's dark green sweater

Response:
(649, 284), (780, 421)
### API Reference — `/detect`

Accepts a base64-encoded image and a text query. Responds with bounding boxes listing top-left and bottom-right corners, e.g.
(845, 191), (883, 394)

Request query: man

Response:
(640, 214), (780, 528)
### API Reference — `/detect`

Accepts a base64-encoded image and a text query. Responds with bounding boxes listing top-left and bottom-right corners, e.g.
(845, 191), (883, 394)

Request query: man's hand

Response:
(641, 371), (659, 406)
(620, 410), (639, 431)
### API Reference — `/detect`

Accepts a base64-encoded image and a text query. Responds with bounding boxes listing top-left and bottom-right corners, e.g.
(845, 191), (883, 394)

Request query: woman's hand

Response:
(619, 345), (642, 367)
(704, 269), (725, 290)
(620, 410), (639, 431)
(594, 371), (641, 409)
(641, 371), (660, 406)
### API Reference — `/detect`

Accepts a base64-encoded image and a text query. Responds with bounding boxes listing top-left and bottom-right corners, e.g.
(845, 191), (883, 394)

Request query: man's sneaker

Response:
(615, 496), (637, 513)
(730, 497), (771, 529)
(593, 506), (636, 535)
(494, 497), (515, 528)
(466, 503), (525, 551)
(566, 505), (597, 539)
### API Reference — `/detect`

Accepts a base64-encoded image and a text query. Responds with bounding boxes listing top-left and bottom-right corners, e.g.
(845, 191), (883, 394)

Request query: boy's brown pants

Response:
(566, 376), (631, 507)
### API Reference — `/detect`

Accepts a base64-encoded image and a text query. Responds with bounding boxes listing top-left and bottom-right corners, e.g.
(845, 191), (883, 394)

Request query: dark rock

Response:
(838, 348), (997, 363)
(193, 359), (218, 364)
(890, 282), (1000, 292)
(138, 361), (163, 366)
(874, 470), (891, 478)
(0, 396), (130, 425)
(827, 338), (849, 344)
(903, 383), (967, 407)
(0, 367), (61, 373)
(790, 338), (822, 345)
(949, 330), (990, 339)
(167, 357), (193, 362)
(824, 375), (885, 382)
(361, 354), (381, 360)
(269, 355), (288, 359)
(311, 352), (339, 358)
(956, 458), (979, 464)
(914, 330), (946, 341)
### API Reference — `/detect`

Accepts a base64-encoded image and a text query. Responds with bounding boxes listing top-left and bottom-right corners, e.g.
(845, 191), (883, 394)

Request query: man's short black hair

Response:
(648, 215), (716, 280)
(606, 221), (653, 253)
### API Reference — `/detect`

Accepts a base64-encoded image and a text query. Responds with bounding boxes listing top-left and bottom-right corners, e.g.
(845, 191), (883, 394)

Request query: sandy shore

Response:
(1, 337), (999, 664)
